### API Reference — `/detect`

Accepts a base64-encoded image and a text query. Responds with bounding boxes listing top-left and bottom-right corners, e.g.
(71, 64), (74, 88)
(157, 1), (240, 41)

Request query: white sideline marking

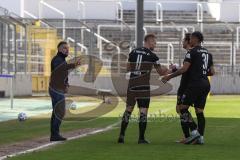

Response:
(0, 122), (120, 160)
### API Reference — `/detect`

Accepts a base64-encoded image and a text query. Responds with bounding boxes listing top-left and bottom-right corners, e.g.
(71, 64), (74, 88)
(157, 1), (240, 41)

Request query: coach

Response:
(49, 41), (81, 141)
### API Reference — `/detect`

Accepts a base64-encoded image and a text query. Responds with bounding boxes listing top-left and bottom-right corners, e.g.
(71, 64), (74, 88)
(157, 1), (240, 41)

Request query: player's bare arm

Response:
(207, 65), (215, 76)
(161, 62), (191, 83)
(154, 64), (170, 76)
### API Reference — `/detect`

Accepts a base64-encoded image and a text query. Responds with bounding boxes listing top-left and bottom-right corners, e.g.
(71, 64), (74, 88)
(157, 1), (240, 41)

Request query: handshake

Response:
(161, 63), (180, 83)
(169, 63), (179, 73)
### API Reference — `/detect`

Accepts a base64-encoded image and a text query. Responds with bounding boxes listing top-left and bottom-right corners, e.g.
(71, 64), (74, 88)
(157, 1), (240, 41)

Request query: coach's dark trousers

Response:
(49, 88), (65, 137)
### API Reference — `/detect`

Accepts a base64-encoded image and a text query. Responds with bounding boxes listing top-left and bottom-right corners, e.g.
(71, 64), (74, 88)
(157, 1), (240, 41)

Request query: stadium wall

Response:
(1, 74), (239, 97)
(69, 74), (240, 96)
(167, 75), (240, 95)
(0, 75), (32, 97)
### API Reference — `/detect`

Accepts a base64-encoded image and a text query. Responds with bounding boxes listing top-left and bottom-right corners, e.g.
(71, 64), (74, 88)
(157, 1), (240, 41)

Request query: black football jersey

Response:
(184, 45), (213, 86)
(128, 47), (160, 85)
(178, 51), (190, 95)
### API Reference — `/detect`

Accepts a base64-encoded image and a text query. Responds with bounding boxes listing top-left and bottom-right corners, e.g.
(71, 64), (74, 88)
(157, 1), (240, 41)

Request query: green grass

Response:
(10, 118), (240, 160)
(3, 95), (240, 160)
(0, 117), (118, 146)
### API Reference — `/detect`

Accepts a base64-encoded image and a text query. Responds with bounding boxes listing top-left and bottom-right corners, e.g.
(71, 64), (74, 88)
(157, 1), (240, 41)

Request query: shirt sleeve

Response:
(66, 63), (76, 70)
(128, 50), (135, 62)
(152, 53), (161, 66)
(183, 50), (193, 64)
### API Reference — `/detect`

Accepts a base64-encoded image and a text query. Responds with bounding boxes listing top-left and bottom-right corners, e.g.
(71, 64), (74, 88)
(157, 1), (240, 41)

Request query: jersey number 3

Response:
(202, 53), (209, 75)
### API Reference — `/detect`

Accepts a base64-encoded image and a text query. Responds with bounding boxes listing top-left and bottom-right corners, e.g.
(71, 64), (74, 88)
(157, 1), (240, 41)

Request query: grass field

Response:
(2, 95), (240, 160)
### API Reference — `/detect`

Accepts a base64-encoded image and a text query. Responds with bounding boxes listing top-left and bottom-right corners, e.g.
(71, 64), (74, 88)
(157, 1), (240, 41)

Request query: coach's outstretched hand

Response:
(75, 58), (81, 67)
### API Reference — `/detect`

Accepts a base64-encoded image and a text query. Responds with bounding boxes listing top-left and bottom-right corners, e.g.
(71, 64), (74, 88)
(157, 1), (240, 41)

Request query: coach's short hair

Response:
(57, 41), (68, 49)
(144, 33), (156, 42)
(191, 31), (204, 43)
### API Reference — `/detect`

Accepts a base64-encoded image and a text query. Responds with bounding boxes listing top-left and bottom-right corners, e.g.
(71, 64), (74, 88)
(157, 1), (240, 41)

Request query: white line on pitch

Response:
(0, 122), (120, 160)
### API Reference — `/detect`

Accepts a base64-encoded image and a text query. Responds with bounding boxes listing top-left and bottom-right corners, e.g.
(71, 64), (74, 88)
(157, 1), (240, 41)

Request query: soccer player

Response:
(174, 33), (197, 143)
(162, 31), (215, 144)
(118, 33), (169, 144)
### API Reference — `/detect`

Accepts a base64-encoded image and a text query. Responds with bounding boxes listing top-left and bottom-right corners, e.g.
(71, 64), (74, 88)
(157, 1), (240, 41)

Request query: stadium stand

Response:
(1, 1), (240, 94)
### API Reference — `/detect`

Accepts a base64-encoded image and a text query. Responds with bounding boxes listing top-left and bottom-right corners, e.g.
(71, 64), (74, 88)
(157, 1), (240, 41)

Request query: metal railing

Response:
(156, 2), (163, 23)
(78, 1), (86, 20)
(197, 3), (203, 23)
(197, 3), (203, 32)
(67, 37), (88, 55)
(236, 26), (240, 49)
(8, 15), (28, 74)
(215, 64), (240, 76)
(39, 0), (66, 39)
(97, 24), (135, 48)
(181, 27), (191, 40)
(23, 10), (51, 28)
(97, 24), (195, 47)
(156, 2), (163, 31)
(86, 28), (120, 62)
(0, 17), (19, 74)
(167, 43), (174, 65)
(1, 28), (31, 74)
(55, 24), (120, 63)
(2, 1), (240, 75)
(146, 24), (195, 33)
(231, 44), (236, 66)
(204, 42), (234, 66)
(155, 41), (178, 65)
(116, 2), (123, 22)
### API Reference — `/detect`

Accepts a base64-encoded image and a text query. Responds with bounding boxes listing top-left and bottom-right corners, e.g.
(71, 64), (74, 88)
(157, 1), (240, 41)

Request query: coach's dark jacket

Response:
(49, 52), (75, 93)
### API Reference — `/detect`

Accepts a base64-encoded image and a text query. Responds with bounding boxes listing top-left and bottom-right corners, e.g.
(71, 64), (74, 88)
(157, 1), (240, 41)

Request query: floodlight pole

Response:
(136, 0), (144, 48)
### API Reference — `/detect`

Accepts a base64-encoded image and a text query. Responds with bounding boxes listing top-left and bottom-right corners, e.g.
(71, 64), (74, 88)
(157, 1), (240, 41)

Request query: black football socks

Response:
(139, 112), (147, 140)
(120, 110), (132, 137)
(196, 112), (205, 136)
